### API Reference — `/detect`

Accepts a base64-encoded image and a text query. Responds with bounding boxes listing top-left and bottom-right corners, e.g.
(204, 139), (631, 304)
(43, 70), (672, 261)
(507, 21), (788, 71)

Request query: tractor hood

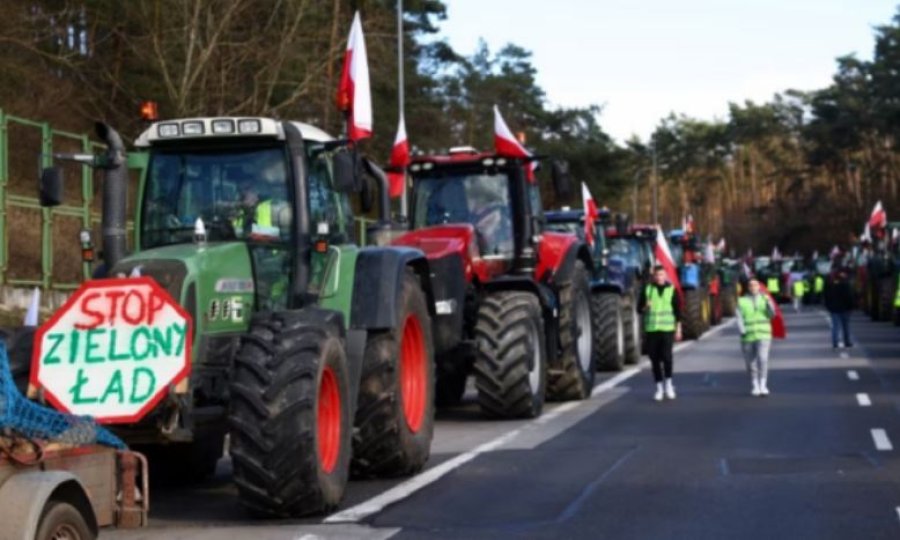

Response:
(110, 242), (255, 336)
(392, 224), (476, 260)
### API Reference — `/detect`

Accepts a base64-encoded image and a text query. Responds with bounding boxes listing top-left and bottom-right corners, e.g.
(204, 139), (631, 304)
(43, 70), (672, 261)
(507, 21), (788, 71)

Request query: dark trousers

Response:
(645, 331), (675, 382)
(829, 311), (853, 347)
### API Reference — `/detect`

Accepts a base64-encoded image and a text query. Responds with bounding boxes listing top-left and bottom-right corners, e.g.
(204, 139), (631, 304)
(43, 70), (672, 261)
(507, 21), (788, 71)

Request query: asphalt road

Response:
(107, 308), (900, 539)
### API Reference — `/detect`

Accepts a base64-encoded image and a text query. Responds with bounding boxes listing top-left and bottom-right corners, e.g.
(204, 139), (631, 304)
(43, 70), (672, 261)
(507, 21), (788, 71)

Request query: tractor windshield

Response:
(412, 171), (513, 256)
(141, 147), (291, 249)
(609, 238), (640, 270)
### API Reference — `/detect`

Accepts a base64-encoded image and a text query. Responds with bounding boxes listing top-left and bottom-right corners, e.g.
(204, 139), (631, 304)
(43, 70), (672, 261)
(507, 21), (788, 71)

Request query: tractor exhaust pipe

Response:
(95, 122), (128, 273)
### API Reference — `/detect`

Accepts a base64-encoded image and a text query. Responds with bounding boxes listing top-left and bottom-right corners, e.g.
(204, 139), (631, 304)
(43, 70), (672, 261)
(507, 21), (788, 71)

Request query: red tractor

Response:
(391, 148), (594, 418)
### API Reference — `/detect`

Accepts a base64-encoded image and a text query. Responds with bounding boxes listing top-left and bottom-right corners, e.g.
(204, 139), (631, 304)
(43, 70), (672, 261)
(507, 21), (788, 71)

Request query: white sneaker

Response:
(751, 381), (761, 397)
(760, 380), (770, 396)
(654, 383), (664, 402)
(665, 379), (676, 400)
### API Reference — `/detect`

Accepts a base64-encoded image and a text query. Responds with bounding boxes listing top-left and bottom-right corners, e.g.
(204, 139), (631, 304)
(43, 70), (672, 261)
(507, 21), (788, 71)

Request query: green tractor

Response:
(26, 118), (437, 517)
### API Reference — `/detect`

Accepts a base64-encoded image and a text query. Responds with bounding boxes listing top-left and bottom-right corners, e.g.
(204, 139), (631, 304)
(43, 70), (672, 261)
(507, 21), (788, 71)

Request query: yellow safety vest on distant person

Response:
(645, 285), (676, 332)
(766, 277), (780, 294)
(814, 275), (824, 294)
(894, 274), (900, 308)
(792, 280), (805, 298)
(233, 200), (273, 233)
(739, 296), (773, 343)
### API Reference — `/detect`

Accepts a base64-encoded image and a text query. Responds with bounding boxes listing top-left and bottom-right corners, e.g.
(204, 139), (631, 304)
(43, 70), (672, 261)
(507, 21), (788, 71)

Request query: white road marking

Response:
(327, 318), (737, 524)
(847, 370), (860, 381)
(840, 352), (849, 359)
(872, 429), (893, 451)
(857, 393), (872, 407)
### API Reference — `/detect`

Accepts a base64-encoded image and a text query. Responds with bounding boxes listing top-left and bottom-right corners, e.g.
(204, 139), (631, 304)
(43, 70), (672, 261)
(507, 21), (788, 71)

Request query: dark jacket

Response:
(823, 275), (854, 313)
(637, 283), (682, 323)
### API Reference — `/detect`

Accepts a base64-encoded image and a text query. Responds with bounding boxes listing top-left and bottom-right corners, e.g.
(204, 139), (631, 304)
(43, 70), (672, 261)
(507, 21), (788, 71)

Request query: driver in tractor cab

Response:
(231, 156), (290, 240)
(467, 179), (512, 256)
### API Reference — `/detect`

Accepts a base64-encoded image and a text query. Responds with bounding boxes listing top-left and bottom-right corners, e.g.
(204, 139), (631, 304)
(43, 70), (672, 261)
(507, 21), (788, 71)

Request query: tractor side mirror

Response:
(39, 167), (64, 207)
(332, 151), (358, 193)
(551, 160), (572, 200)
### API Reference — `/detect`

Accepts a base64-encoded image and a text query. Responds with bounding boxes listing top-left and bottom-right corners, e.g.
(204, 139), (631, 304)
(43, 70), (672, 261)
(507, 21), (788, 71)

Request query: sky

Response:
(437, 0), (899, 143)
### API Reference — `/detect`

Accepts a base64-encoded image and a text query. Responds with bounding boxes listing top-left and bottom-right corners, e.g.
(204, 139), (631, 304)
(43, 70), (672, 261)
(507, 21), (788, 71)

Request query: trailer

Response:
(0, 438), (147, 540)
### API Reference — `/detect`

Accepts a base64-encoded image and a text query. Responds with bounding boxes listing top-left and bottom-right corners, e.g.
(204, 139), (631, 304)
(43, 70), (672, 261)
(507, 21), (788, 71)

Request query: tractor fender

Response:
(0, 471), (98, 540)
(350, 246), (436, 332)
(542, 238), (592, 288)
(425, 253), (468, 355)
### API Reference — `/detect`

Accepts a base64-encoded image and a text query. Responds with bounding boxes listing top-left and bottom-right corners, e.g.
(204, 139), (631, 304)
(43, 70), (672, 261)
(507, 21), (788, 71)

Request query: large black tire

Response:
(682, 289), (706, 340)
(593, 292), (625, 371)
(352, 270), (435, 478)
(0, 326), (35, 393)
(878, 277), (894, 322)
(622, 294), (642, 365)
(229, 311), (351, 517)
(709, 292), (722, 326)
(721, 286), (738, 317)
(36, 501), (94, 540)
(548, 260), (595, 401)
(434, 356), (469, 407)
(473, 291), (546, 419)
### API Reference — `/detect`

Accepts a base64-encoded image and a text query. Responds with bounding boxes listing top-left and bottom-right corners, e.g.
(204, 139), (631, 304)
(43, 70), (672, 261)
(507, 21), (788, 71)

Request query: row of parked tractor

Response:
(2, 114), (748, 529)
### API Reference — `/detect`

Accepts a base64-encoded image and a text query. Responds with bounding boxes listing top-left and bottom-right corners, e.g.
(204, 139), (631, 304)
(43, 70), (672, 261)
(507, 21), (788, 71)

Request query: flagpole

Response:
(397, 0), (408, 219)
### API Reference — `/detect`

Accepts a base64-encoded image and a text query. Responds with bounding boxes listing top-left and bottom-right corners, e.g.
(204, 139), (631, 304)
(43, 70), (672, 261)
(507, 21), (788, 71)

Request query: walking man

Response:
(737, 278), (776, 396)
(824, 268), (854, 349)
(638, 265), (682, 401)
(792, 275), (805, 313)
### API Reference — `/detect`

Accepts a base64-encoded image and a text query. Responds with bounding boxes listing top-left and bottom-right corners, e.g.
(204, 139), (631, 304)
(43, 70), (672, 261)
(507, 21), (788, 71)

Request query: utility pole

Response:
(397, 0), (408, 219)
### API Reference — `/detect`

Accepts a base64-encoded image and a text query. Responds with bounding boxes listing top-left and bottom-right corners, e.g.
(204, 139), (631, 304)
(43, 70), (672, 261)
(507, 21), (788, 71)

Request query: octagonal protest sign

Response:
(30, 277), (192, 424)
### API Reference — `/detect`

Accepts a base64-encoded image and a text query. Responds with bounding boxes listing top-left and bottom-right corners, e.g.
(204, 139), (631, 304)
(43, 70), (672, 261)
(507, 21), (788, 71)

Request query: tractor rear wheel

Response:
(721, 286), (738, 317)
(682, 289), (706, 339)
(622, 294), (642, 365)
(594, 292), (625, 371)
(0, 326), (35, 393)
(229, 311), (351, 517)
(473, 291), (546, 419)
(548, 260), (595, 400)
(352, 270), (434, 478)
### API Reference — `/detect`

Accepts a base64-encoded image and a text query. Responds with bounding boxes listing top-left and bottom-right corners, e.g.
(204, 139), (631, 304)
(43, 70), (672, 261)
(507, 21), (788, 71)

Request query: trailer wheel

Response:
(594, 292), (625, 371)
(229, 311), (350, 517)
(352, 269), (435, 478)
(36, 501), (93, 540)
(473, 291), (546, 418)
(548, 260), (595, 400)
(622, 294), (642, 365)
(0, 326), (35, 393)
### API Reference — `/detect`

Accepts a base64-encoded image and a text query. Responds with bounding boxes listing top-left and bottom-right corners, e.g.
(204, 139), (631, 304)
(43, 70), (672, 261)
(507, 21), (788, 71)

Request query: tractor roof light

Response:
(212, 119), (235, 134)
(157, 123), (179, 138)
(238, 119), (261, 134)
(482, 158), (495, 167)
(496, 158), (507, 166)
(140, 100), (159, 121)
(182, 121), (204, 135)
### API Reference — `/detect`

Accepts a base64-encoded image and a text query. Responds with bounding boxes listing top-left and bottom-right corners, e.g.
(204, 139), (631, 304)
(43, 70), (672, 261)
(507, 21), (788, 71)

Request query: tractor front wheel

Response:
(229, 311), (351, 517)
(682, 289), (706, 340)
(473, 291), (546, 419)
(594, 292), (625, 371)
(352, 269), (435, 478)
(622, 293), (642, 365)
(548, 260), (596, 400)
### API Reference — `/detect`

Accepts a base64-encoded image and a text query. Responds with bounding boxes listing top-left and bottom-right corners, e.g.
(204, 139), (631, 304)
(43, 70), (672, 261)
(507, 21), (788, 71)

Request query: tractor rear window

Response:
(413, 172), (513, 256)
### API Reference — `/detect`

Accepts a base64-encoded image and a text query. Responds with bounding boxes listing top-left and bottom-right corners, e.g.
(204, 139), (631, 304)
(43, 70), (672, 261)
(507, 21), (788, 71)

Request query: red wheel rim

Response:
(400, 314), (427, 433)
(317, 365), (341, 474)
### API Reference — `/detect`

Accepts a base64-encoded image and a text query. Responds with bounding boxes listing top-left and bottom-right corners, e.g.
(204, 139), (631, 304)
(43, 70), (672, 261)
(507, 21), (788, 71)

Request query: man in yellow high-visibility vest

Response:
(737, 277), (776, 396)
(792, 277), (805, 313)
(638, 265), (683, 401)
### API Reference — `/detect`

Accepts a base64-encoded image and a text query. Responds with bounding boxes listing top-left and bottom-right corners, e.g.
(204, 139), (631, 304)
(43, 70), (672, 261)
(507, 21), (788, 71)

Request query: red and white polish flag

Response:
(654, 226), (682, 298)
(868, 200), (887, 229)
(581, 182), (598, 247)
(493, 106), (535, 181)
(387, 115), (409, 199)
(336, 11), (372, 141)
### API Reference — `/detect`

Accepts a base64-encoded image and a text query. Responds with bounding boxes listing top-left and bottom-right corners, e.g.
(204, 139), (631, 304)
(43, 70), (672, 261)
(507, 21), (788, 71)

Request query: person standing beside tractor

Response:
(638, 265), (683, 401)
(824, 268), (855, 349)
(792, 276), (805, 313)
(737, 278), (776, 396)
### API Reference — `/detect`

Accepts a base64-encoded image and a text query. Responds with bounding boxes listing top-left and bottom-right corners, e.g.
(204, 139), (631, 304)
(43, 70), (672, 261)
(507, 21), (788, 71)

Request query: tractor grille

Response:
(112, 259), (188, 301)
